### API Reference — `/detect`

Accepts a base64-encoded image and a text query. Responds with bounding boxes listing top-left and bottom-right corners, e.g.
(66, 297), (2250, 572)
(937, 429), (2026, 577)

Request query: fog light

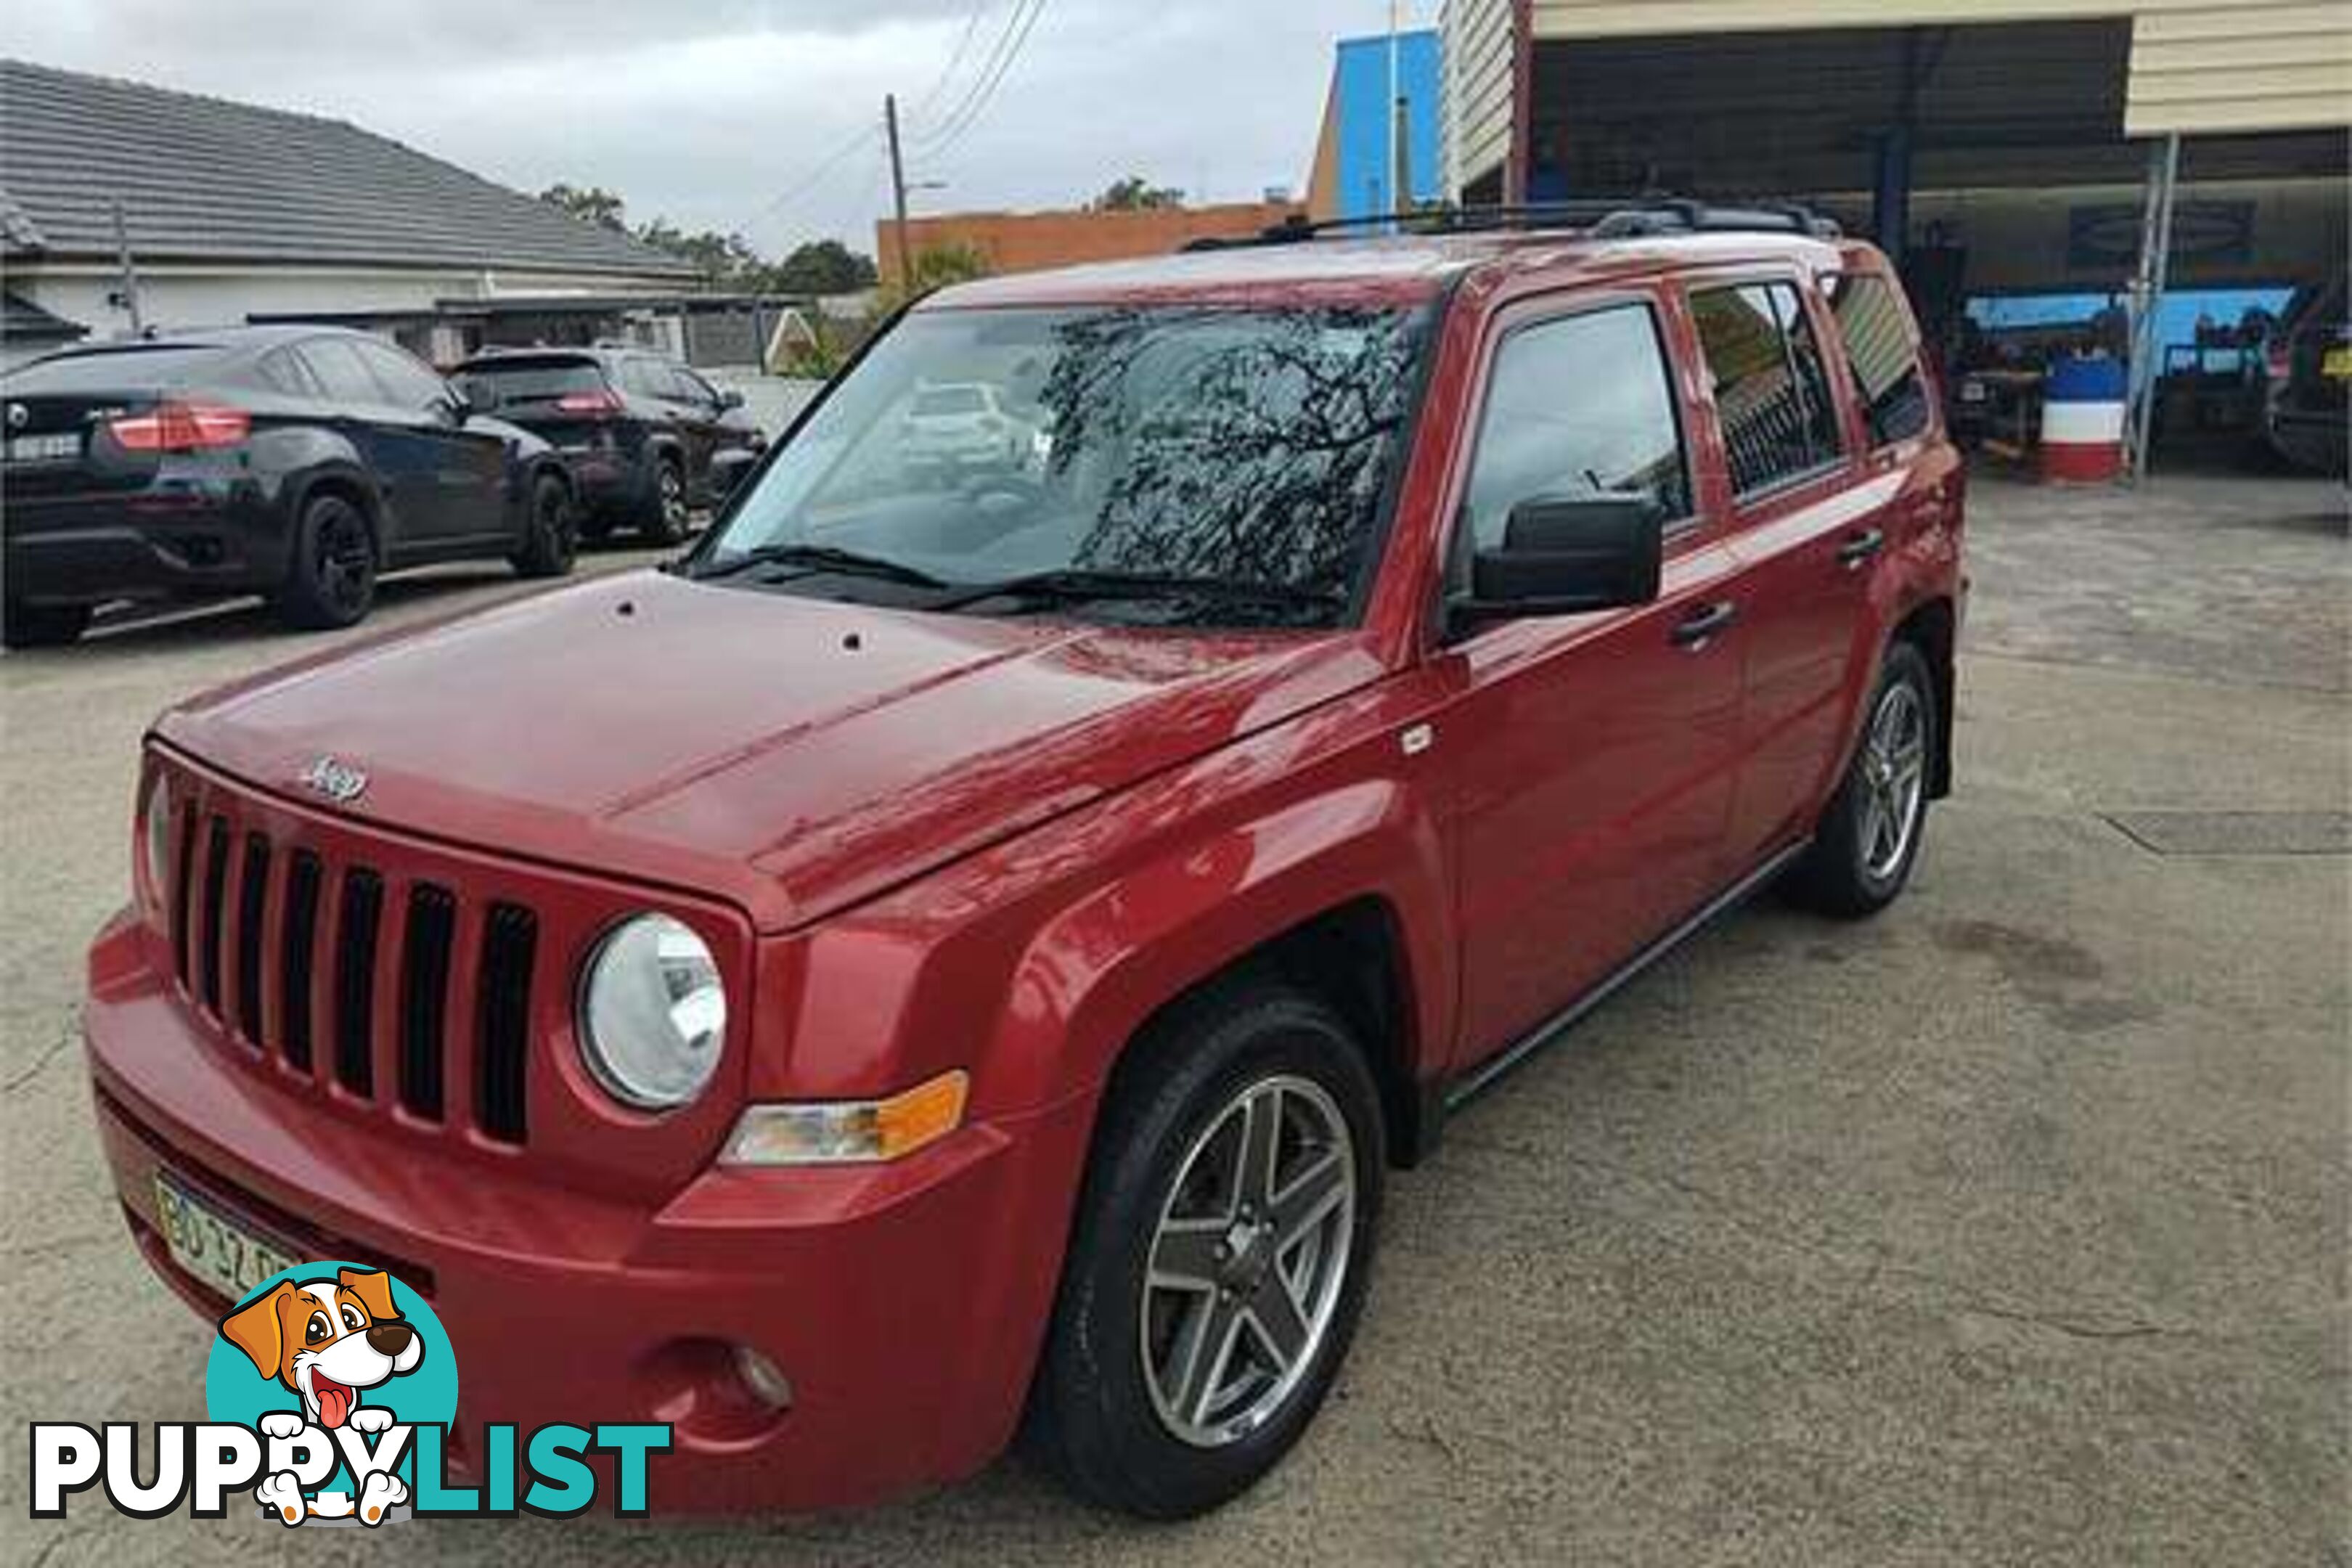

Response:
(733, 1345), (793, 1413)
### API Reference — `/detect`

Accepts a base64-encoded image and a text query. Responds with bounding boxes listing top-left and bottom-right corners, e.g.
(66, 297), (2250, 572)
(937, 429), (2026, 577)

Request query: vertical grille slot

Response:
(234, 834), (271, 1048)
(197, 815), (231, 1013)
(334, 870), (384, 1097)
(169, 802), (197, 988)
(474, 902), (536, 1144)
(398, 884), (457, 1121)
(278, 852), (322, 1071)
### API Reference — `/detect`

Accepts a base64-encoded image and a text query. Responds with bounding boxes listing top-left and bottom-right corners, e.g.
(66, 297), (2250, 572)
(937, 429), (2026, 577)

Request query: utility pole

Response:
(110, 198), (144, 337)
(884, 93), (912, 292)
(1385, 0), (1401, 226)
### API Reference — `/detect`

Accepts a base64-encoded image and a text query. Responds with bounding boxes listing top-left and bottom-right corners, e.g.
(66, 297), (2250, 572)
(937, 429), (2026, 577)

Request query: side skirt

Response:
(1439, 839), (1811, 1116)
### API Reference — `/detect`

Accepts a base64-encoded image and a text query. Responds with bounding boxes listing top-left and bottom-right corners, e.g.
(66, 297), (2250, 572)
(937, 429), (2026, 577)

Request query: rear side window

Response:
(256, 348), (322, 399)
(1691, 283), (1844, 497)
(353, 340), (452, 411)
(295, 340), (385, 404)
(618, 359), (668, 398)
(1461, 304), (1691, 554)
(1826, 274), (1932, 447)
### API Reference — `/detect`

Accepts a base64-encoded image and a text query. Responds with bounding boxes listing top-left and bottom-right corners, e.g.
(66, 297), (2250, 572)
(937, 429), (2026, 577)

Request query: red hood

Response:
(156, 571), (1385, 931)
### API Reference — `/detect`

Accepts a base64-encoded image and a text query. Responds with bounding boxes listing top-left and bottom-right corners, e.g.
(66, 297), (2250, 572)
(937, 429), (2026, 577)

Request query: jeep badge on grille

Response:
(297, 756), (368, 807)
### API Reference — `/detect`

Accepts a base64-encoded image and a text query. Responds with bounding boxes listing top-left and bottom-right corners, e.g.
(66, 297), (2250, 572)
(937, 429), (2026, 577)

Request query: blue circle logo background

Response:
(205, 1261), (458, 1492)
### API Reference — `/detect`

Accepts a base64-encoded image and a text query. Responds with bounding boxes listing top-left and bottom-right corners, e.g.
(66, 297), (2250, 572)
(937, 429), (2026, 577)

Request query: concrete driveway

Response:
(1, 475), (2344, 1566)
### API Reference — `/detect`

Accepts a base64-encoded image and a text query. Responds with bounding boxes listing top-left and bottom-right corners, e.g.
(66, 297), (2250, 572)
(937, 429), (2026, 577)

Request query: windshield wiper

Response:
(695, 542), (947, 589)
(931, 568), (1342, 616)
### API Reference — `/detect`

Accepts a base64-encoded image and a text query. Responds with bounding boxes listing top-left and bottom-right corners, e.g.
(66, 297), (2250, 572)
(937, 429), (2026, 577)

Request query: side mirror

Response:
(1453, 496), (1664, 632)
(708, 447), (759, 500)
(443, 387), (475, 422)
(718, 388), (746, 410)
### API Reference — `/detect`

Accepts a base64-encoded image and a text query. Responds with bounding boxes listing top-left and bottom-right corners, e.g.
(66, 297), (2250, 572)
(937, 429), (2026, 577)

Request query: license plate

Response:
(153, 1172), (299, 1302)
(4, 431), (79, 463)
(2323, 346), (2351, 380)
(1959, 382), (1990, 403)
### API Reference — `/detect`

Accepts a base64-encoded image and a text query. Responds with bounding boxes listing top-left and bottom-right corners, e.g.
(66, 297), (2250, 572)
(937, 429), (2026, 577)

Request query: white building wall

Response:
(8, 262), (682, 347)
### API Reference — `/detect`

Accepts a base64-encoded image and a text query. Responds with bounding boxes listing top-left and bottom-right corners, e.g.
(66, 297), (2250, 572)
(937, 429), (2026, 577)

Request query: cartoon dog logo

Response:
(220, 1267), (423, 1525)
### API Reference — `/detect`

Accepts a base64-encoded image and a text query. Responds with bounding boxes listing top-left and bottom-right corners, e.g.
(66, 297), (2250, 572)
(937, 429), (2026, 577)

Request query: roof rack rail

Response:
(1180, 197), (1839, 253)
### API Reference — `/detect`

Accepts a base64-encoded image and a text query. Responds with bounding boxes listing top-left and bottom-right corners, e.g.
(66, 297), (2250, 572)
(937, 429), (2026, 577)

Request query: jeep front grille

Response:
(163, 782), (539, 1146)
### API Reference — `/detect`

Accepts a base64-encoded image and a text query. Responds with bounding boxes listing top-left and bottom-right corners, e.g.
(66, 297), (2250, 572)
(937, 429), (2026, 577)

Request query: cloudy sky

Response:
(1, 0), (1438, 260)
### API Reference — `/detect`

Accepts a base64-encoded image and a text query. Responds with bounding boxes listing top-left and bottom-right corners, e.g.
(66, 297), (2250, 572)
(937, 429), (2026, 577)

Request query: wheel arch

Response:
(287, 464), (383, 560)
(1093, 894), (1439, 1172)
(1890, 595), (1956, 799)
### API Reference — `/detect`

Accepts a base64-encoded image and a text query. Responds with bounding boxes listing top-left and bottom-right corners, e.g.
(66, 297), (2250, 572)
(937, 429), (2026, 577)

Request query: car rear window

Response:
(455, 359), (607, 406)
(912, 386), (987, 415)
(1826, 274), (1932, 448)
(2, 346), (226, 391)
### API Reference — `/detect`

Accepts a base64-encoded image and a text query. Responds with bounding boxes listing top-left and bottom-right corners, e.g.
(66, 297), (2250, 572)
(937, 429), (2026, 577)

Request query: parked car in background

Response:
(1, 326), (577, 647)
(2263, 272), (2348, 477)
(452, 347), (766, 544)
(85, 205), (1964, 1518)
(899, 380), (1037, 485)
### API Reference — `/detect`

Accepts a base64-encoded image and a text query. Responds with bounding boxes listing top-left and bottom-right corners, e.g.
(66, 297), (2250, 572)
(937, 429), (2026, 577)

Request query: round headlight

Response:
(577, 914), (727, 1110)
(141, 771), (175, 913)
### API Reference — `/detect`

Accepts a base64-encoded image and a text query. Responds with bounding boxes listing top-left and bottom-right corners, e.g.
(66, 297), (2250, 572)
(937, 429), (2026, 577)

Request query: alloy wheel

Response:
(314, 505), (373, 616)
(1857, 678), (1928, 880)
(1140, 1074), (1356, 1448)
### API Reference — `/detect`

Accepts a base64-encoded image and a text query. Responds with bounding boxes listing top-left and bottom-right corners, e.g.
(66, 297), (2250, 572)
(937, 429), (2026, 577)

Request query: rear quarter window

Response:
(1826, 273), (1932, 448)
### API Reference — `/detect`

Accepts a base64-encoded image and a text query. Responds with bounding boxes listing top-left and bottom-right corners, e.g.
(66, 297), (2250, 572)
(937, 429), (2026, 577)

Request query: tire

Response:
(1026, 980), (1385, 1519)
(640, 455), (689, 545)
(1, 600), (91, 649)
(1784, 639), (1937, 918)
(274, 491), (377, 631)
(509, 470), (578, 579)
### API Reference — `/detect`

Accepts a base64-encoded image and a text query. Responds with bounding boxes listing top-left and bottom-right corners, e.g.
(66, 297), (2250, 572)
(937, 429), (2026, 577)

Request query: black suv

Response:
(452, 347), (767, 544)
(1, 326), (578, 648)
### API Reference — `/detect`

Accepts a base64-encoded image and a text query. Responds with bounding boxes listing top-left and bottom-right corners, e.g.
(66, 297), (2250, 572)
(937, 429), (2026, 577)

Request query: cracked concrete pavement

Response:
(1, 475), (2345, 1565)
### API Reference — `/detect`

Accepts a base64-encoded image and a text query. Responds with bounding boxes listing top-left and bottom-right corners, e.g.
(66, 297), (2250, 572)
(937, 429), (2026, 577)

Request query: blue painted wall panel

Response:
(1334, 30), (1442, 220)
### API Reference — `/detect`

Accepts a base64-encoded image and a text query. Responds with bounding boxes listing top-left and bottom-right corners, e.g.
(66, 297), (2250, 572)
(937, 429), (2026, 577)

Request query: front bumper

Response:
(83, 909), (1094, 1512)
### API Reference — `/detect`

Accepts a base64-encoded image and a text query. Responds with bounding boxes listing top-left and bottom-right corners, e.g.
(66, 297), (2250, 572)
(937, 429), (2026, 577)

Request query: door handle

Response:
(1837, 528), (1886, 568)
(1669, 600), (1739, 648)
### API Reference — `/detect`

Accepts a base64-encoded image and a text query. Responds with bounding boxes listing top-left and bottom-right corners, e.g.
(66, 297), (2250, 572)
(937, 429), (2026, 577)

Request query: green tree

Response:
(771, 239), (880, 296)
(538, 183), (628, 232)
(1090, 176), (1184, 212)
(880, 242), (990, 308)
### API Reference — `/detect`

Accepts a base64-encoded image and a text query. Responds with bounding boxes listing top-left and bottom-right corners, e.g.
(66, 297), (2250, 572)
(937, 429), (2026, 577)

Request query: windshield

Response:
(696, 303), (1429, 626)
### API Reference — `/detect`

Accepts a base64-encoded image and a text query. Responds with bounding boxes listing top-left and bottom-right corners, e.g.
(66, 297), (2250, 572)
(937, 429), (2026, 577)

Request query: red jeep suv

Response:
(83, 203), (1964, 1519)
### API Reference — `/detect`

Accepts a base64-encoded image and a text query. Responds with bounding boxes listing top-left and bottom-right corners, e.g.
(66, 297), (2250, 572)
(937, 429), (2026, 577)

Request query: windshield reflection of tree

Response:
(1031, 308), (1418, 596)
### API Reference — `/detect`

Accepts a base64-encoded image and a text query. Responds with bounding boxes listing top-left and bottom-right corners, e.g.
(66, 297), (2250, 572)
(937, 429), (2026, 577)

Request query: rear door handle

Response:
(1837, 528), (1886, 568)
(1670, 600), (1739, 648)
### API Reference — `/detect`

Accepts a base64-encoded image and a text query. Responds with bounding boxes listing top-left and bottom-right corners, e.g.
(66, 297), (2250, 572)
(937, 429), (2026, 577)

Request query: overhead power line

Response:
(743, 121), (884, 237)
(910, 0), (1049, 159)
(907, 0), (995, 124)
